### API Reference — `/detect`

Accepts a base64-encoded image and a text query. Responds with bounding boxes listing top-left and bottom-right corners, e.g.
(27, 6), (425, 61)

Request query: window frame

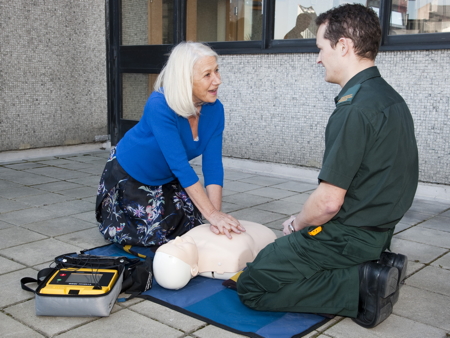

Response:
(201, 0), (450, 54)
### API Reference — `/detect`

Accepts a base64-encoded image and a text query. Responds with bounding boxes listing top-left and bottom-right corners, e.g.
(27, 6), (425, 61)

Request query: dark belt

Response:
(359, 226), (392, 232)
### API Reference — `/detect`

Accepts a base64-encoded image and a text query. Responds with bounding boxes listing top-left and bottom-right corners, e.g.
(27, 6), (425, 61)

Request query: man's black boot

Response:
(352, 261), (398, 328)
(379, 252), (408, 304)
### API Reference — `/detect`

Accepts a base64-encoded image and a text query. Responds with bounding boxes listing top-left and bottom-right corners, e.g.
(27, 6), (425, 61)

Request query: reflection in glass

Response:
(390, 0), (450, 35)
(121, 0), (173, 45)
(122, 74), (159, 120)
(187, 0), (263, 42)
(274, 1), (368, 40)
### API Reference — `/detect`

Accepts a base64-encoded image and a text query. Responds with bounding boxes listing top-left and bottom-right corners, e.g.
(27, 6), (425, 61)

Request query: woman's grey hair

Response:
(154, 41), (219, 118)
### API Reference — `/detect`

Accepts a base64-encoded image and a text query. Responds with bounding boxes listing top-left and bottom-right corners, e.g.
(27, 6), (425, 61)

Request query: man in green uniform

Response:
(237, 4), (418, 328)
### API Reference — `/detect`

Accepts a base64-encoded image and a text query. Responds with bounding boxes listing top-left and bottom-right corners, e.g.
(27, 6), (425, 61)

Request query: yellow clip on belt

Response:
(308, 226), (322, 236)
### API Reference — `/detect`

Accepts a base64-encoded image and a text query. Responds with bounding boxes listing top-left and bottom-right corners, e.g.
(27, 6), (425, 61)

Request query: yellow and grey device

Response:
(40, 268), (119, 295)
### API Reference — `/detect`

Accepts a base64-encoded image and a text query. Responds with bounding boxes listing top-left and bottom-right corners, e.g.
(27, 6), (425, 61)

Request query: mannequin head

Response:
(153, 236), (199, 290)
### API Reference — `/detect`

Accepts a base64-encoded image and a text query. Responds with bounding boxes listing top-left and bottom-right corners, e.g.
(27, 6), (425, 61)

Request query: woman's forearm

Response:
(206, 184), (222, 211)
(185, 181), (217, 219)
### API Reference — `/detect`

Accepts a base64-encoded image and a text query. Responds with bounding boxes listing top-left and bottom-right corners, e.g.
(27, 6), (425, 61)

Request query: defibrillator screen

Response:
(66, 273), (103, 283)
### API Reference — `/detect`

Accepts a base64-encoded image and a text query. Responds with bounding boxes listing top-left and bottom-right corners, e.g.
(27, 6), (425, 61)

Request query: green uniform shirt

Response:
(318, 67), (419, 229)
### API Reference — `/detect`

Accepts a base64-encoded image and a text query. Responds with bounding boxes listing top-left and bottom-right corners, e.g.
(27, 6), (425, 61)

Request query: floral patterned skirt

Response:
(95, 149), (203, 247)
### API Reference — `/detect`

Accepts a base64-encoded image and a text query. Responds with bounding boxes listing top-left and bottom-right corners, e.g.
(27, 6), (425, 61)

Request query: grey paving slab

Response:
(223, 170), (256, 181)
(130, 300), (206, 332)
(223, 192), (274, 208)
(14, 192), (76, 206)
(0, 227), (47, 250)
(1, 171), (58, 185)
(441, 209), (450, 218)
(72, 211), (98, 224)
(271, 181), (318, 193)
(24, 167), (89, 180)
(389, 237), (448, 265)
(65, 154), (108, 163)
(394, 221), (414, 234)
(280, 192), (311, 205)
(21, 216), (96, 237)
(0, 268), (38, 307)
(222, 189), (239, 197)
(57, 186), (97, 199)
(0, 255), (26, 274)
(76, 165), (108, 176)
(0, 311), (44, 338)
(0, 184), (47, 199)
(57, 309), (184, 338)
(253, 199), (302, 215)
(41, 199), (94, 215)
(394, 226), (450, 249)
(53, 161), (94, 170)
(0, 177), (22, 188)
(0, 238), (83, 266)
(245, 186), (298, 199)
(430, 252), (450, 270)
(222, 201), (245, 213)
(4, 162), (47, 170)
(400, 210), (435, 226)
(406, 266), (450, 296)
(394, 285), (450, 331)
(193, 324), (247, 338)
(67, 174), (101, 187)
(58, 161), (96, 172)
(408, 198), (450, 215)
(81, 196), (96, 206)
(417, 215), (450, 233)
(30, 180), (84, 192)
(264, 217), (288, 231)
(0, 196), (30, 213)
(223, 179), (263, 193)
(0, 207), (68, 226)
(55, 227), (111, 250)
(68, 156), (108, 166)
(0, 219), (14, 230)
(404, 260), (426, 276)
(5, 299), (99, 337)
(0, 167), (19, 175)
(238, 175), (289, 187)
(34, 158), (75, 166)
(323, 314), (447, 338)
(229, 208), (286, 225)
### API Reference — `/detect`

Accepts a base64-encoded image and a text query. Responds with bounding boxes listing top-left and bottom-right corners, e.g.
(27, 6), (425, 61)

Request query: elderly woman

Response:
(96, 42), (244, 247)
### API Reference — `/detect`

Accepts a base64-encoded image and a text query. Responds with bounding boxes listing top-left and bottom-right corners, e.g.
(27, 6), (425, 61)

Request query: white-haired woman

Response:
(96, 42), (244, 248)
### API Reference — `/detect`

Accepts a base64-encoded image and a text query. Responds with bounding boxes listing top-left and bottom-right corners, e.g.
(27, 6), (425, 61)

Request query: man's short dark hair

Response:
(315, 4), (381, 60)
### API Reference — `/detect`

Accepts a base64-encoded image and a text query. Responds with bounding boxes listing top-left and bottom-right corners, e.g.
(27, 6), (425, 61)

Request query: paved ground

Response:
(0, 145), (449, 338)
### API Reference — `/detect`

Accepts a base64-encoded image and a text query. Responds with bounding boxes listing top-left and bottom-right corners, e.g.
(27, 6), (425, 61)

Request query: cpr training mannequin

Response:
(153, 220), (277, 290)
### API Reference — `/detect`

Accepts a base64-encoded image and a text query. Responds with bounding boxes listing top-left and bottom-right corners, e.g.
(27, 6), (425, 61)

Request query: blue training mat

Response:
(84, 244), (331, 338)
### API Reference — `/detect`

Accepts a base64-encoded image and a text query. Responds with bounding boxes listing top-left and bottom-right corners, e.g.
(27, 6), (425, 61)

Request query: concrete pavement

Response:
(0, 144), (449, 338)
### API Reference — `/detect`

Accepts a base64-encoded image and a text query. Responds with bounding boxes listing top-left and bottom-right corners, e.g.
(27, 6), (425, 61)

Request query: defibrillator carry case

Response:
(20, 252), (152, 317)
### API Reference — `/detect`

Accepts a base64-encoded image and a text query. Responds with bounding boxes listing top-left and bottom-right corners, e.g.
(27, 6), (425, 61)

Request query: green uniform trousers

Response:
(237, 222), (394, 317)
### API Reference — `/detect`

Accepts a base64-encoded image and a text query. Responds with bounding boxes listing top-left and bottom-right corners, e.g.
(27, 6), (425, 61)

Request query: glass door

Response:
(107, 0), (182, 145)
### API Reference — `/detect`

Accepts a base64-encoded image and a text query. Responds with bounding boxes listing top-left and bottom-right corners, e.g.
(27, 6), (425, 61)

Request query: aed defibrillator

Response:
(40, 268), (119, 296)
(21, 252), (152, 317)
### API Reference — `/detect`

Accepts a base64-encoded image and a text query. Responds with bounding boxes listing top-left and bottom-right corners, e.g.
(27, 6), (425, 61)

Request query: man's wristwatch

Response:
(288, 217), (296, 233)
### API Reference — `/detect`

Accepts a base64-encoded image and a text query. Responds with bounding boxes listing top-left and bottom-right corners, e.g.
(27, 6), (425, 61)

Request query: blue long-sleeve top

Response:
(116, 91), (224, 188)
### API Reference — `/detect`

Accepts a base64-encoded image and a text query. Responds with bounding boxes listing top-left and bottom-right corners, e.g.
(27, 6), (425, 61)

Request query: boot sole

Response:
(379, 266), (398, 298)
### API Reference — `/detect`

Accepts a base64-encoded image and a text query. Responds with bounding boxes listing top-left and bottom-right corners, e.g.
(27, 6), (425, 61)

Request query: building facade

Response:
(1, 0), (449, 185)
